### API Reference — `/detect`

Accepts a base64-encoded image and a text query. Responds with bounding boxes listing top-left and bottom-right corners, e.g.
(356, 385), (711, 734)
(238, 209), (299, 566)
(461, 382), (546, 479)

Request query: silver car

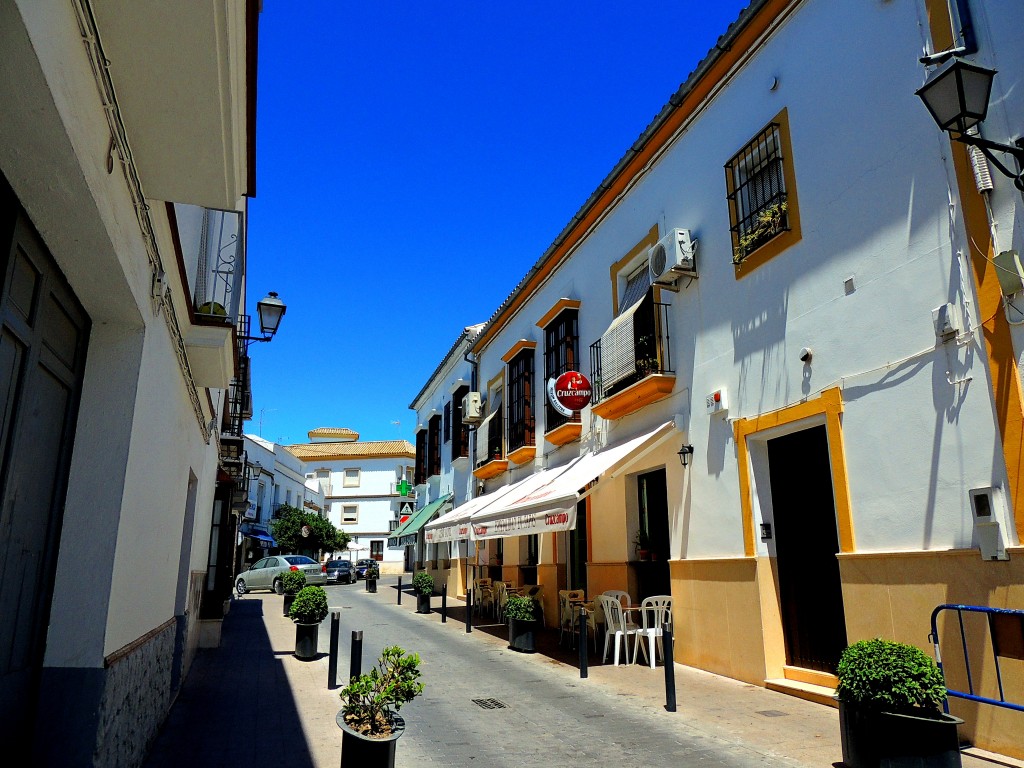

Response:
(235, 555), (327, 595)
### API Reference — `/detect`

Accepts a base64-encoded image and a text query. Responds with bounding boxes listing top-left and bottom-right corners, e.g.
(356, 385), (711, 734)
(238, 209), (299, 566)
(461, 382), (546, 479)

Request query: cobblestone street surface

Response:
(142, 578), (1011, 768)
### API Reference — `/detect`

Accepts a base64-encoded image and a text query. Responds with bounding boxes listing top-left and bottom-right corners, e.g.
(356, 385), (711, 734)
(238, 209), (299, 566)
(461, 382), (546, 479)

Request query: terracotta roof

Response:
(283, 439), (415, 461)
(307, 427), (359, 440)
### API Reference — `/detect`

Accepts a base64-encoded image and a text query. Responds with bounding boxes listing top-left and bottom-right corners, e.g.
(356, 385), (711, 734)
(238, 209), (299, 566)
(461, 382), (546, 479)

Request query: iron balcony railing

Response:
(193, 208), (245, 324)
(589, 301), (673, 404)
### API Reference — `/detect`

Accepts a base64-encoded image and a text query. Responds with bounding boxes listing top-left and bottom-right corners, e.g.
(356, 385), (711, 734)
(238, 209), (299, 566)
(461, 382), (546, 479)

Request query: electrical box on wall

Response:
(932, 303), (961, 340)
(705, 388), (728, 415)
(968, 487), (1010, 561)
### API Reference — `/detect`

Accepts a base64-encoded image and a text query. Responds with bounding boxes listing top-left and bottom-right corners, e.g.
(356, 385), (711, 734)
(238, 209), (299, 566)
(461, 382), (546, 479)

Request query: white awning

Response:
(424, 474), (536, 544)
(469, 421), (676, 540)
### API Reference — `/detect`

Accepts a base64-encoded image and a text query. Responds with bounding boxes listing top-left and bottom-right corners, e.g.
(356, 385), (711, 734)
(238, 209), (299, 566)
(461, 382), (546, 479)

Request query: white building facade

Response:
(284, 429), (415, 573)
(416, 0), (1024, 758)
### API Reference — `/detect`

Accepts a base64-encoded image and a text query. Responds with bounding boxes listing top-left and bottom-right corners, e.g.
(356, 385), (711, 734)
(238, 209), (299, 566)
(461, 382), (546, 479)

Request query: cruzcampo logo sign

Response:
(547, 371), (593, 417)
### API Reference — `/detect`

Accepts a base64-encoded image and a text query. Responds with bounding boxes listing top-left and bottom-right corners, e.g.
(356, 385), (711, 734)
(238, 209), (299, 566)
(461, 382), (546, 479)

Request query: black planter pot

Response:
(337, 712), (404, 768)
(366, 578), (377, 593)
(283, 593), (296, 617)
(838, 700), (963, 768)
(416, 593), (431, 614)
(294, 621), (320, 660)
(508, 618), (539, 653)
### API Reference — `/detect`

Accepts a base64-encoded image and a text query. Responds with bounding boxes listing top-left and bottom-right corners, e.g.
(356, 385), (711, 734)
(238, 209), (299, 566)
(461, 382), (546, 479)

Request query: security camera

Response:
(799, 347), (813, 363)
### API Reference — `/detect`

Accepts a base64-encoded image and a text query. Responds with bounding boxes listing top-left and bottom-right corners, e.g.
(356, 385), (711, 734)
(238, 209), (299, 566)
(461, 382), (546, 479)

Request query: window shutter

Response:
(601, 299), (643, 388)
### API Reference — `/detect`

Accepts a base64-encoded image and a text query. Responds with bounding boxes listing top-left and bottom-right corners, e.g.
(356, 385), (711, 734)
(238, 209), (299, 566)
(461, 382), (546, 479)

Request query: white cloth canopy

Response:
(424, 473), (538, 544)
(469, 421), (676, 540)
(346, 541), (369, 551)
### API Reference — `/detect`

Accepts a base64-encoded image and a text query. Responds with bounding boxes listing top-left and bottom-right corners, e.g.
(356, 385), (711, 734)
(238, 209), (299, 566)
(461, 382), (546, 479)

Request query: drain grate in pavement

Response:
(756, 710), (789, 717)
(472, 698), (508, 710)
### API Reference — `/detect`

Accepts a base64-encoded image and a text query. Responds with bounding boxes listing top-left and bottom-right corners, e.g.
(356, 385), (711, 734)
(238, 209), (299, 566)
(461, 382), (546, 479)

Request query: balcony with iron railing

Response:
(589, 300), (674, 421)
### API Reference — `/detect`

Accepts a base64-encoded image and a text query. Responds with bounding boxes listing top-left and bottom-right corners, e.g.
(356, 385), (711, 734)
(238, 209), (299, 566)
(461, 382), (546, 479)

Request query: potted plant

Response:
(412, 571), (434, 614)
(289, 585), (329, 660)
(281, 569), (306, 616)
(836, 637), (963, 768)
(634, 529), (651, 561)
(337, 645), (424, 768)
(365, 561), (379, 593)
(506, 594), (541, 653)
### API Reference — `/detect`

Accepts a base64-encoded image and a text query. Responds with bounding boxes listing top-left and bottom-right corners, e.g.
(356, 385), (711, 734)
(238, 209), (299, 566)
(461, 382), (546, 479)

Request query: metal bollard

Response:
(663, 621), (676, 712)
(578, 605), (588, 679)
(328, 612), (340, 689)
(350, 630), (363, 682)
(397, 576), (402, 605)
(465, 589), (473, 633)
(441, 583), (447, 623)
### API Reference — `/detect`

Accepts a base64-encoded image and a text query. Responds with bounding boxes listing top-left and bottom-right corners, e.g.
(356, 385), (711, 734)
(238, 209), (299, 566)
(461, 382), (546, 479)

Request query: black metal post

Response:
(465, 588), (473, 633)
(350, 630), (363, 682)
(578, 605), (588, 679)
(663, 621), (676, 712)
(397, 576), (402, 605)
(328, 611), (340, 689)
(441, 582), (448, 623)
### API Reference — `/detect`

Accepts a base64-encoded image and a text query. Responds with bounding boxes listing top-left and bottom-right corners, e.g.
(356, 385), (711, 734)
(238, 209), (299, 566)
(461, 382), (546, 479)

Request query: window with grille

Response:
(543, 308), (580, 430)
(443, 401), (451, 444)
(427, 414), (442, 477)
(414, 430), (426, 485)
(452, 385), (470, 459)
(725, 111), (799, 270)
(507, 348), (535, 453)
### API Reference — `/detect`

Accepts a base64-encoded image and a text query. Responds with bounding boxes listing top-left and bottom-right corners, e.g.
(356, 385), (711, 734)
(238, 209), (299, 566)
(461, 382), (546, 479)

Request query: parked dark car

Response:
(325, 559), (355, 584)
(354, 558), (377, 579)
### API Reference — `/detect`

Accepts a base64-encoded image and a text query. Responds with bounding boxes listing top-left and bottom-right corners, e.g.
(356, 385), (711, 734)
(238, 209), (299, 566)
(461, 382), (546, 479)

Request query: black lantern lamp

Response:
(677, 444), (694, 467)
(240, 291), (287, 345)
(916, 58), (1024, 190)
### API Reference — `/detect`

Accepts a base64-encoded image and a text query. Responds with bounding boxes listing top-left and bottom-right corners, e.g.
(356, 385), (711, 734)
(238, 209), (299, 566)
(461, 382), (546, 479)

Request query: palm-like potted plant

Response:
(836, 637), (962, 768)
(365, 561), (380, 593)
(337, 645), (424, 767)
(289, 585), (329, 661)
(281, 569), (306, 617)
(412, 571), (434, 614)
(506, 594), (541, 653)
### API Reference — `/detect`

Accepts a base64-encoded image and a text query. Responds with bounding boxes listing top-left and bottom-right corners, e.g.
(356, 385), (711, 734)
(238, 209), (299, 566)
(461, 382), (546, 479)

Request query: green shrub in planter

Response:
(505, 594), (540, 622)
(412, 571), (434, 597)
(289, 585), (329, 625)
(281, 569), (306, 595)
(366, 562), (380, 580)
(836, 638), (947, 714)
(339, 645), (424, 737)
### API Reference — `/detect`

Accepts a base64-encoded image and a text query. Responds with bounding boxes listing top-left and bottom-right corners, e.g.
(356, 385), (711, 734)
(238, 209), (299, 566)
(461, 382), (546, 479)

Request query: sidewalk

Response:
(141, 578), (1022, 768)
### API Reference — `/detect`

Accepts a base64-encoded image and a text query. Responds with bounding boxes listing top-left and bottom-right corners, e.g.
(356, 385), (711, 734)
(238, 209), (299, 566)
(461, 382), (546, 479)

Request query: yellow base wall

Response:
(839, 547), (1024, 759)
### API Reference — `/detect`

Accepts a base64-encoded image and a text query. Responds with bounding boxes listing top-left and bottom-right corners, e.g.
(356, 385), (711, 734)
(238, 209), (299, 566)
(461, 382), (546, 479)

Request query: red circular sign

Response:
(550, 371), (593, 415)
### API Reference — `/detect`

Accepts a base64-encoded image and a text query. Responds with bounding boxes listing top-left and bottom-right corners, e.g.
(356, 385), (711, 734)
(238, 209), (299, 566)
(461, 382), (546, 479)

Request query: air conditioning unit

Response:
(461, 391), (483, 424)
(648, 228), (697, 283)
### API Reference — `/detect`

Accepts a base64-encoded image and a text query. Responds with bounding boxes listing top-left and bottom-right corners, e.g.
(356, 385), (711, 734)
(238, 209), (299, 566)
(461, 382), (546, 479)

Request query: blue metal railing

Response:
(929, 603), (1024, 713)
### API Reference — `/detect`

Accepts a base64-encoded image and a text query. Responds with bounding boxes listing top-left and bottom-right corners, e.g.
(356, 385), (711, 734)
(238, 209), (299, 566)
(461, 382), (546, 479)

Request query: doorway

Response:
(766, 425), (847, 673)
(635, 468), (669, 600)
(0, 202), (89, 735)
(568, 498), (588, 593)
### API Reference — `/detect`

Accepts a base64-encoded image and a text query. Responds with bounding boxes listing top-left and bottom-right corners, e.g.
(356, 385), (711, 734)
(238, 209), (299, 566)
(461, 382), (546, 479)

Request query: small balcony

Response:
(589, 299), (674, 421)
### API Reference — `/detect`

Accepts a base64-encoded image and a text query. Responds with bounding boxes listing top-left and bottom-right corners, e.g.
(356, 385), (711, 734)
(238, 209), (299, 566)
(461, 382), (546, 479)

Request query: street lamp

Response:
(239, 291), (287, 344)
(916, 57), (1024, 191)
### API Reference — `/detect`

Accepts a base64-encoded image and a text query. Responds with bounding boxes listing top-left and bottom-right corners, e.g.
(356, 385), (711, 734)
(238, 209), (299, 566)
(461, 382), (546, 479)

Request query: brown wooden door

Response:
(767, 425), (847, 673)
(0, 208), (89, 736)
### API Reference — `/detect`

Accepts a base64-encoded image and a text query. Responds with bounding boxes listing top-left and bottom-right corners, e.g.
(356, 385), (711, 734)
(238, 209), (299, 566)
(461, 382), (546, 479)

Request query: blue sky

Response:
(246, 1), (749, 445)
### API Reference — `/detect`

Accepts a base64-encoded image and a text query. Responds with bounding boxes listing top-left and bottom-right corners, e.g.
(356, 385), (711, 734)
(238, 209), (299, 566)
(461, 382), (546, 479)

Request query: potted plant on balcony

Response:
(337, 645), (424, 768)
(365, 561), (380, 593)
(281, 569), (306, 617)
(412, 571), (434, 614)
(836, 637), (962, 768)
(289, 585), (329, 661)
(506, 594), (541, 653)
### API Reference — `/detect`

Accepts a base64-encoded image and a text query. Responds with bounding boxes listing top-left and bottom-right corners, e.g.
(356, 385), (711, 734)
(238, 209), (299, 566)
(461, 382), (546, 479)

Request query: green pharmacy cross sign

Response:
(397, 479), (411, 497)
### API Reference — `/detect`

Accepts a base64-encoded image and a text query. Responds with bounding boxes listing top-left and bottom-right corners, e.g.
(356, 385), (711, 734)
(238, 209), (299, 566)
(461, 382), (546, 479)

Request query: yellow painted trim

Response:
(591, 374), (675, 421)
(544, 420), (582, 446)
(472, 459), (508, 480)
(609, 225), (660, 315)
(921, 0), (1024, 542)
(536, 298), (581, 329)
(730, 107), (802, 278)
(506, 445), (536, 465)
(733, 387), (854, 556)
(783, 666), (838, 688)
(501, 339), (537, 364)
(469, 0), (802, 356)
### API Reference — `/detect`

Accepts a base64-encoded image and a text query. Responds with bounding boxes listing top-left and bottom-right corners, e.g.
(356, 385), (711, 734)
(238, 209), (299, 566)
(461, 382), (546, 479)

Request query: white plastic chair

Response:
(602, 589), (632, 609)
(597, 594), (640, 665)
(632, 595), (672, 667)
